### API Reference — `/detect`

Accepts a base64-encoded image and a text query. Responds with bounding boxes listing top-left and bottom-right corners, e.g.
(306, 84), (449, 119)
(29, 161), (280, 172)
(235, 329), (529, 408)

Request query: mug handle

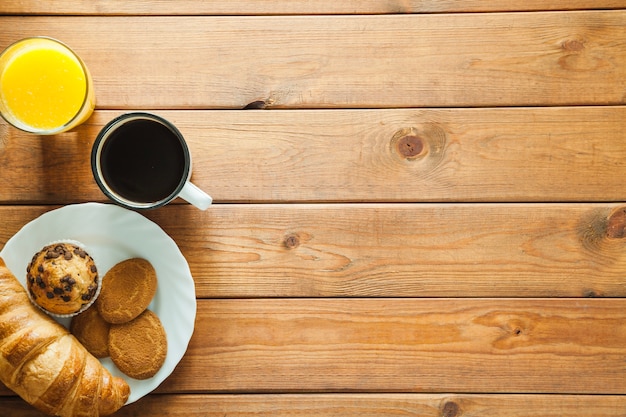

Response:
(179, 181), (212, 210)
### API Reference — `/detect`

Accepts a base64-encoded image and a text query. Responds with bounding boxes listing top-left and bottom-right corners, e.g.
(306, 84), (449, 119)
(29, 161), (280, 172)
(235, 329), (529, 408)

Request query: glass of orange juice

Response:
(0, 37), (95, 134)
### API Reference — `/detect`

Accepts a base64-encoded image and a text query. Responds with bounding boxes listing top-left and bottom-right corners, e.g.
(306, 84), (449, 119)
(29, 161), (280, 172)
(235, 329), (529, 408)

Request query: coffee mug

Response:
(91, 112), (212, 210)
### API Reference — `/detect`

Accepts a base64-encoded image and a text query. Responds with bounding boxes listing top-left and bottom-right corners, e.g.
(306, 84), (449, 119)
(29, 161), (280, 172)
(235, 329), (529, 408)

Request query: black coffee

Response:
(100, 119), (187, 203)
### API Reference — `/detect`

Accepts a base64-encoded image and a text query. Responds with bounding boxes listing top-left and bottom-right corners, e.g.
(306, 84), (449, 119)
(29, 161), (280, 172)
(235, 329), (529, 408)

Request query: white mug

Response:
(91, 112), (212, 210)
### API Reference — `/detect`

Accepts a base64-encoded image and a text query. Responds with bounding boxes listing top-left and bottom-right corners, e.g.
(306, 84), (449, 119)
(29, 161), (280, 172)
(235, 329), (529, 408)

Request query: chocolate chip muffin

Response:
(26, 242), (99, 317)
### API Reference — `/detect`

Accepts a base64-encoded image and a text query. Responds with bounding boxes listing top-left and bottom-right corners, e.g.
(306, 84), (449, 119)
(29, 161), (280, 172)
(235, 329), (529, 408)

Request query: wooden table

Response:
(2, 2), (626, 416)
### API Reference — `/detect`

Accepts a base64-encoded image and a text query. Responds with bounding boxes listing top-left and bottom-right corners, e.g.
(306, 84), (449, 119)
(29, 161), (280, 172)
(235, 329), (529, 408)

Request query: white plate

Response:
(0, 202), (196, 404)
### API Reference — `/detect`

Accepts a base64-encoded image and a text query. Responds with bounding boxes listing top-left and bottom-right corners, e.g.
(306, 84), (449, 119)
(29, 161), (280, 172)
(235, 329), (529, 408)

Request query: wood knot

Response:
(606, 208), (626, 239)
(283, 233), (300, 249)
(561, 39), (585, 52)
(396, 135), (424, 158)
(243, 100), (267, 110)
(391, 125), (447, 164)
(442, 401), (460, 417)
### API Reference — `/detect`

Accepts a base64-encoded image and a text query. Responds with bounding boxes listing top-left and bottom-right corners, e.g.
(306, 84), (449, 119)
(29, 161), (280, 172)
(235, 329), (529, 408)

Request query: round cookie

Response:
(70, 306), (111, 358)
(108, 309), (167, 380)
(26, 242), (99, 316)
(97, 258), (157, 324)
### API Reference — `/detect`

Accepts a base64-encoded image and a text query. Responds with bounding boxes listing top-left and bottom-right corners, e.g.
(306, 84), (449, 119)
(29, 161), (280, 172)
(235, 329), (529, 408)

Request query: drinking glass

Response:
(0, 37), (95, 134)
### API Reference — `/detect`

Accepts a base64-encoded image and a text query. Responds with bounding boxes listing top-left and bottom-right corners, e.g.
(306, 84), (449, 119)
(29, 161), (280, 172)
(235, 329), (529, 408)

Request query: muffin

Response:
(26, 242), (99, 317)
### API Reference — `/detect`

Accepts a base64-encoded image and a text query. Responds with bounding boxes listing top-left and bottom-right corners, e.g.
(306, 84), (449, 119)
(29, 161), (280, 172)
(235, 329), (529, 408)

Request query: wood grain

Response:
(3, 299), (624, 396)
(1, 12), (624, 109)
(148, 203), (626, 298)
(151, 299), (626, 394)
(1, 107), (625, 204)
(1, 0), (626, 15)
(1, 4), (625, 416)
(1, 203), (626, 298)
(2, 394), (626, 416)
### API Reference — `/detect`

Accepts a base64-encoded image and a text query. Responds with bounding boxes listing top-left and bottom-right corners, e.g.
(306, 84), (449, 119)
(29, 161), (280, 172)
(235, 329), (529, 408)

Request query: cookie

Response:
(69, 305), (111, 358)
(96, 258), (157, 324)
(108, 309), (167, 380)
(26, 242), (99, 317)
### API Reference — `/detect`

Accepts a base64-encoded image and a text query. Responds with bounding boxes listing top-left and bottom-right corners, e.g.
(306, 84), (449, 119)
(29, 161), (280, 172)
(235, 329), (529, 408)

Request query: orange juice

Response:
(0, 37), (94, 134)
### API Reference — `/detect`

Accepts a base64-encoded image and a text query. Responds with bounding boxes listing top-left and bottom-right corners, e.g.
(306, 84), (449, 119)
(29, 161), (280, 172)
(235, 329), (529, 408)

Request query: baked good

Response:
(70, 306), (111, 358)
(26, 242), (99, 317)
(108, 309), (167, 380)
(0, 257), (130, 417)
(96, 258), (157, 324)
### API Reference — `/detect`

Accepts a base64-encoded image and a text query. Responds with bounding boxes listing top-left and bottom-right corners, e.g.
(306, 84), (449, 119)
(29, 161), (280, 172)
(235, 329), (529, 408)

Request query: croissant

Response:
(0, 257), (130, 416)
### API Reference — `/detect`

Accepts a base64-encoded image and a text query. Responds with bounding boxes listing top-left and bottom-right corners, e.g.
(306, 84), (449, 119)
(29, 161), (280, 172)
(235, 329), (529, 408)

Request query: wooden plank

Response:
(2, 394), (626, 416)
(2, 300), (624, 396)
(0, 13), (624, 109)
(1, 107), (625, 204)
(2, 0), (626, 15)
(2, 203), (626, 298)
(151, 299), (626, 394)
(147, 203), (626, 298)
